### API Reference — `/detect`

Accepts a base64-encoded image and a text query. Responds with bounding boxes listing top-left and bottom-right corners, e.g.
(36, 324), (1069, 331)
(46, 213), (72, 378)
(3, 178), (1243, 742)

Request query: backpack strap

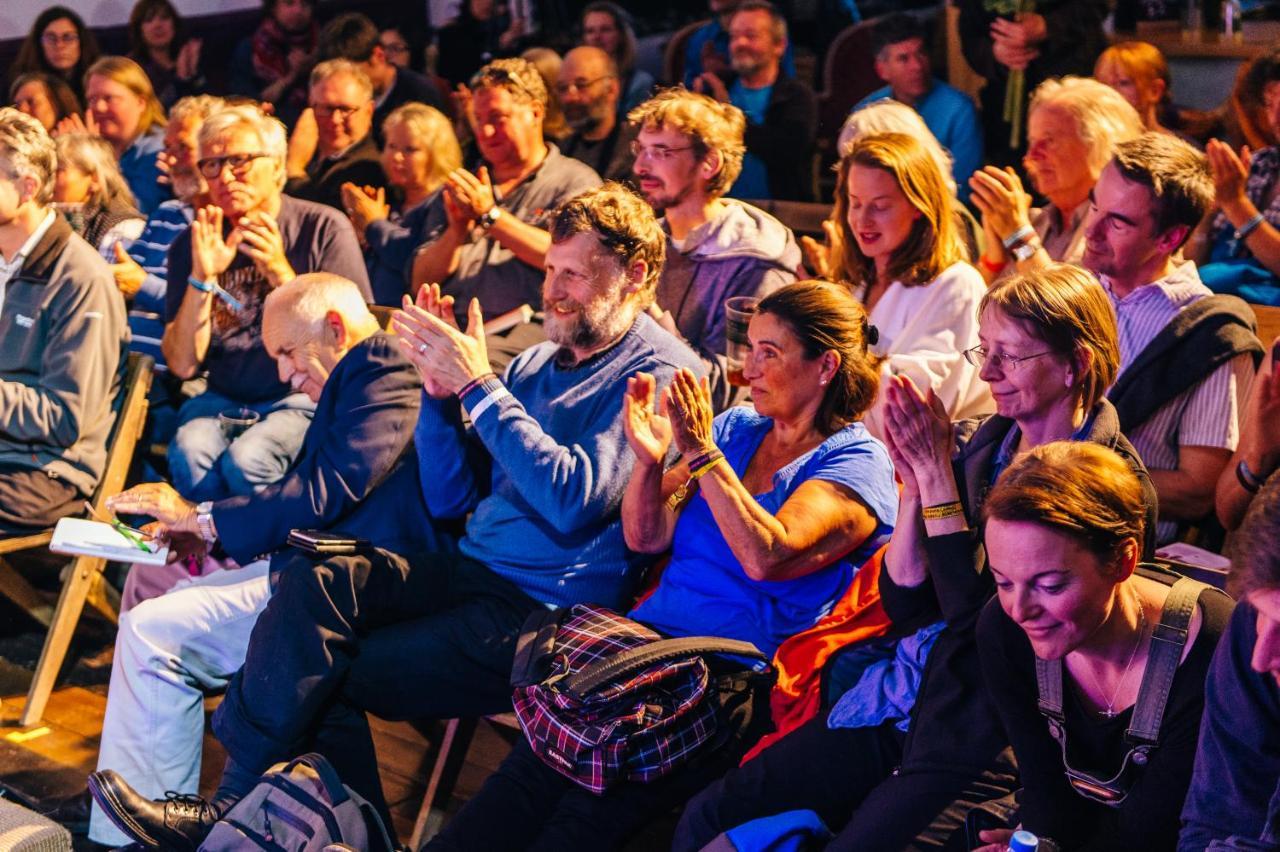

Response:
(561, 636), (767, 699)
(1126, 576), (1202, 745)
(510, 607), (569, 688)
(286, 753), (351, 806)
(1034, 656), (1066, 723)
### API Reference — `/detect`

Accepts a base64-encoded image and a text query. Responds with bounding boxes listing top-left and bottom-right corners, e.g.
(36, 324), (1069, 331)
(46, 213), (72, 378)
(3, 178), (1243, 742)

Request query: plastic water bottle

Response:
(1008, 830), (1039, 852)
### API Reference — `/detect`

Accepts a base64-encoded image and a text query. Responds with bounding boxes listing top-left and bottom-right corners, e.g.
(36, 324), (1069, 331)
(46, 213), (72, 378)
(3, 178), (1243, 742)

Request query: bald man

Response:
(558, 45), (637, 182)
(87, 273), (461, 848)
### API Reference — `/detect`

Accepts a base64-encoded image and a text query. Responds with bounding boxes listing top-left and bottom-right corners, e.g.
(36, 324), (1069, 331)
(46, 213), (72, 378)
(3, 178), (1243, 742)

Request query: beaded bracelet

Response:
(457, 372), (497, 400)
(1237, 458), (1266, 494)
(921, 500), (964, 521)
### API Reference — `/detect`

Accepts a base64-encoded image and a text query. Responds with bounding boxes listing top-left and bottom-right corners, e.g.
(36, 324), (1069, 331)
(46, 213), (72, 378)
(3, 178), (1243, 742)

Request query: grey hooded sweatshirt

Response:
(656, 200), (801, 410)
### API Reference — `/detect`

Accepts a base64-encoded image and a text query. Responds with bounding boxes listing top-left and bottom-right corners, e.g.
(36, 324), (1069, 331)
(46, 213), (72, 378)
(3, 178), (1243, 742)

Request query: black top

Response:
(285, 134), (388, 214)
(373, 67), (447, 145)
(165, 195), (371, 402)
(977, 585), (1234, 851)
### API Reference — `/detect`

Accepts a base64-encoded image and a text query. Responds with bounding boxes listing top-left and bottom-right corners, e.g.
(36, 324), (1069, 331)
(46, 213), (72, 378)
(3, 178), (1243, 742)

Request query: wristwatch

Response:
(478, 205), (502, 230)
(1012, 238), (1040, 263)
(195, 501), (217, 543)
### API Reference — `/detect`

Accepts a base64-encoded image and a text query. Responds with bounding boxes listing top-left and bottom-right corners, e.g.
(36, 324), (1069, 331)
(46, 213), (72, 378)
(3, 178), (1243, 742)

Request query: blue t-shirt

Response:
(855, 80), (983, 204)
(119, 127), (172, 217)
(729, 81), (774, 201)
(630, 408), (898, 659)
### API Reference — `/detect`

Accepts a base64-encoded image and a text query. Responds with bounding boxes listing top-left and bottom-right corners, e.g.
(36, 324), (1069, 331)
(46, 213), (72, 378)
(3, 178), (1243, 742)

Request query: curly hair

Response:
(627, 89), (746, 198)
(471, 57), (548, 110)
(549, 181), (666, 305)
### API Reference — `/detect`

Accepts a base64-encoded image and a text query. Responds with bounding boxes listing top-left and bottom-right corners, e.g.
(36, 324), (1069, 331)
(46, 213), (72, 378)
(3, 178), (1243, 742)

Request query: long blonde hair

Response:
(833, 131), (967, 288)
(84, 55), (166, 138)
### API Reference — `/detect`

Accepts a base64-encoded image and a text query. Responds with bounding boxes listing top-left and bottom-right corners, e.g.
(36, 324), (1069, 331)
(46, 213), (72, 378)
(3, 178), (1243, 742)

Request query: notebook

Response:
(50, 517), (170, 566)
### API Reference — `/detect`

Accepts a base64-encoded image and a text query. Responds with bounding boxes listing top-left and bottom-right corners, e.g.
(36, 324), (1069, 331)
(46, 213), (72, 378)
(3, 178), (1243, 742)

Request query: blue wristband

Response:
(188, 275), (213, 293)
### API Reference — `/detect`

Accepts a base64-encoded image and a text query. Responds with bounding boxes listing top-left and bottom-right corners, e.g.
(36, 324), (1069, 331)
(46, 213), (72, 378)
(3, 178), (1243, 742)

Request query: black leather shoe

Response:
(87, 770), (219, 850)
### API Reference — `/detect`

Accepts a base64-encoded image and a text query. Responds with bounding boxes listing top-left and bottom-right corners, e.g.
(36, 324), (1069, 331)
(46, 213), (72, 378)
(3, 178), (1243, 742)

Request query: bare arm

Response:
(1152, 445), (1234, 522)
(485, 211), (552, 270)
(620, 372), (689, 553)
(411, 188), (471, 296)
(1217, 343), (1280, 530)
(161, 284), (214, 380)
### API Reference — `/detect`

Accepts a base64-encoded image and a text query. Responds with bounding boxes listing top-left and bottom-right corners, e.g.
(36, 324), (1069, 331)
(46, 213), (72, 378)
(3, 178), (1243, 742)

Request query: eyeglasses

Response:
(42, 32), (79, 46)
(380, 40), (409, 56)
(197, 152), (269, 179)
(555, 76), (611, 96)
(629, 141), (695, 162)
(963, 346), (1054, 372)
(312, 103), (364, 120)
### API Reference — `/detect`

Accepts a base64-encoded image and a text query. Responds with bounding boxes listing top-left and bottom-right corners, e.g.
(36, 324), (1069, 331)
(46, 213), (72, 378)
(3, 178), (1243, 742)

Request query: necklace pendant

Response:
(1101, 707), (1117, 719)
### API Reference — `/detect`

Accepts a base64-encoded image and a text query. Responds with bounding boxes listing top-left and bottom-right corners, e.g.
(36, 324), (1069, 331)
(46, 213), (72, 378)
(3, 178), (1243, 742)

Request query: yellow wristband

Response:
(921, 500), (964, 521)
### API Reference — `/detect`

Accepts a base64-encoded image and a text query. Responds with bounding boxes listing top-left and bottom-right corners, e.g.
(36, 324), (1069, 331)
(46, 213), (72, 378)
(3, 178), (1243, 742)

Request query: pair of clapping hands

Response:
(880, 373), (954, 497)
(622, 370), (717, 471)
(190, 205), (291, 285)
(392, 284), (494, 399)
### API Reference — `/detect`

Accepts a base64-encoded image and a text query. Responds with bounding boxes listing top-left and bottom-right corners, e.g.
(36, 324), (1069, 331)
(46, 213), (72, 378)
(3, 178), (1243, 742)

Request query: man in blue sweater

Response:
(91, 183), (703, 848)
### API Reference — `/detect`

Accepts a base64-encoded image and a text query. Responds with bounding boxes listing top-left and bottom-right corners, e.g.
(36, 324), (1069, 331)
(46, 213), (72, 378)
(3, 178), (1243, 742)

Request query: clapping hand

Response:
(692, 71), (729, 103)
(624, 372), (675, 468)
(234, 210), (294, 286)
(392, 290), (490, 396)
(393, 284), (460, 399)
(445, 166), (497, 220)
(54, 111), (98, 137)
(1206, 139), (1252, 212)
(800, 218), (840, 280)
(176, 38), (202, 81)
(191, 205), (240, 282)
(881, 374), (953, 498)
(1243, 344), (1280, 475)
(110, 242), (146, 299)
(969, 166), (1034, 244)
(286, 108), (319, 177)
(340, 182), (390, 235)
(665, 368), (715, 457)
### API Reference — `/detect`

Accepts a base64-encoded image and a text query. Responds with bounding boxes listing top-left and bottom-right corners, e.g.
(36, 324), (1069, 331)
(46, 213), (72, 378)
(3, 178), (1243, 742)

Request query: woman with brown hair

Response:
(70, 56), (170, 215)
(53, 133), (146, 259)
(974, 441), (1232, 851)
(833, 131), (990, 434)
(1094, 41), (1180, 138)
(126, 0), (205, 108)
(8, 7), (101, 106)
(9, 72), (81, 132)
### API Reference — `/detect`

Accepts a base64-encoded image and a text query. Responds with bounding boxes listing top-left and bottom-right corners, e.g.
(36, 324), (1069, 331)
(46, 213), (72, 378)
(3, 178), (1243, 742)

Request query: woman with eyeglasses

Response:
(678, 263), (1158, 852)
(8, 6), (101, 107)
(973, 442), (1232, 852)
(831, 131), (991, 437)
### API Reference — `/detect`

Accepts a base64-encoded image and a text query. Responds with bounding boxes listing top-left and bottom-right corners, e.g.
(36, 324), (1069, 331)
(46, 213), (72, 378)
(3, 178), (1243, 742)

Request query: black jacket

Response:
(212, 331), (452, 565)
(880, 400), (1156, 776)
(286, 133), (387, 213)
(738, 74), (818, 202)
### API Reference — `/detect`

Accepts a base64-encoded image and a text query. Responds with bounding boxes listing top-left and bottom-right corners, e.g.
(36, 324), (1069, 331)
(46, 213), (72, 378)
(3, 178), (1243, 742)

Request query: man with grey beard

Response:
(86, 183), (704, 849)
(558, 46), (637, 182)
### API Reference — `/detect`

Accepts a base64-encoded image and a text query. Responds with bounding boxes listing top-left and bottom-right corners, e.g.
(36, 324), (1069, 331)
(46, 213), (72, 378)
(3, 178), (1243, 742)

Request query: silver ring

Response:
(418, 343), (428, 354)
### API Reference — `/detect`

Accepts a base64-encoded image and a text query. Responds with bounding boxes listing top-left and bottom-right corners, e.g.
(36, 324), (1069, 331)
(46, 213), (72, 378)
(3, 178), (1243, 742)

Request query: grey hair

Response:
(264, 272), (374, 343)
(0, 106), (57, 205)
(309, 58), (374, 101)
(1029, 76), (1144, 178)
(55, 133), (137, 208)
(838, 98), (957, 196)
(168, 94), (226, 128)
(198, 104), (288, 189)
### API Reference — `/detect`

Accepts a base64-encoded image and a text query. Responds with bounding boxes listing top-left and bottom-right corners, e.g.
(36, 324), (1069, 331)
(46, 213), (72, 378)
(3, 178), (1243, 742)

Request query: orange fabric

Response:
(743, 545), (893, 762)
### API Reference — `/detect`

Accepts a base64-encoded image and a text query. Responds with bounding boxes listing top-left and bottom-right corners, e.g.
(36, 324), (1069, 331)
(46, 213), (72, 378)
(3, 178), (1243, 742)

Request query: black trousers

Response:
(210, 548), (545, 823)
(426, 666), (774, 852)
(677, 714), (1017, 852)
(0, 465), (82, 535)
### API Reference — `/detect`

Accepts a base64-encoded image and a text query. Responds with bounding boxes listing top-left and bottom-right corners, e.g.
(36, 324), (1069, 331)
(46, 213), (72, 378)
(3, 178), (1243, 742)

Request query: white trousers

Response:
(87, 559), (271, 846)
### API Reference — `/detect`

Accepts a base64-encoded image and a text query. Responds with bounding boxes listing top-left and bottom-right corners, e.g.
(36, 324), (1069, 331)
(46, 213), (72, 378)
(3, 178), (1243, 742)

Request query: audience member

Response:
(557, 46), (635, 182)
(630, 89), (799, 409)
(343, 103), (463, 304)
(970, 76), (1142, 283)
(284, 59), (387, 212)
(521, 46), (571, 144)
(854, 13), (982, 203)
(52, 133), (145, 259)
(87, 183), (704, 847)
(1216, 337), (1280, 531)
(580, 2), (654, 115)
(86, 272), (448, 849)
(1195, 49), (1280, 306)
(682, 0), (795, 90)
(0, 107), (128, 535)
(9, 72), (80, 133)
(410, 57), (599, 362)
(1094, 41), (1183, 139)
(680, 264), (1155, 851)
(244, 0), (317, 123)
(110, 95), (223, 440)
(693, 1), (817, 202)
(1181, 477), (1280, 850)
(126, 0), (206, 108)
(1088, 133), (1262, 544)
(316, 12), (446, 142)
(163, 103), (370, 501)
(974, 442), (1232, 851)
(378, 26), (413, 71)
(433, 281), (898, 849)
(832, 132), (990, 434)
(8, 7), (101, 106)
(435, 0), (514, 87)
(955, 0), (1109, 163)
(73, 56), (171, 216)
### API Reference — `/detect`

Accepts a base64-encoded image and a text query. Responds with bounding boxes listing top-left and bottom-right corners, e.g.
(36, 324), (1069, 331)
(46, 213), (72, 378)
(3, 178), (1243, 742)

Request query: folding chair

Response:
(0, 352), (154, 727)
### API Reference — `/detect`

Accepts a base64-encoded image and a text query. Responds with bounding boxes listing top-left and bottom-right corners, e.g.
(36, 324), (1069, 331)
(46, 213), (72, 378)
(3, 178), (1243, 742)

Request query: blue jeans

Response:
(168, 389), (315, 501)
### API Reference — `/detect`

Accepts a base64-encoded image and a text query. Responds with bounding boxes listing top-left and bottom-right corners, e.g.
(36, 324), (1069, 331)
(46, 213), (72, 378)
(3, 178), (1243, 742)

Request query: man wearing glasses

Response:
(558, 46), (635, 182)
(283, 59), (387, 213)
(163, 103), (370, 502)
(411, 57), (600, 368)
(629, 88), (801, 410)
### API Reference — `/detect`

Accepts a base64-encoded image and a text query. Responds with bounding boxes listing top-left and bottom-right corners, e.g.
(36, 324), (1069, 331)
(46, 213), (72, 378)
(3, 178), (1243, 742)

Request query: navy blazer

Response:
(212, 331), (450, 564)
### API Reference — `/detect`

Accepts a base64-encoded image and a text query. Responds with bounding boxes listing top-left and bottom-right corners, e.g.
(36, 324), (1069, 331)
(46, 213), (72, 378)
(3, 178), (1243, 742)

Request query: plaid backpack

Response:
(510, 604), (767, 794)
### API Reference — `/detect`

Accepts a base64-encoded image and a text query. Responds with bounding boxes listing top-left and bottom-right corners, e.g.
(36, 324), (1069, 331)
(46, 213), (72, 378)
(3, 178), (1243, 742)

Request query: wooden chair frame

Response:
(0, 352), (153, 727)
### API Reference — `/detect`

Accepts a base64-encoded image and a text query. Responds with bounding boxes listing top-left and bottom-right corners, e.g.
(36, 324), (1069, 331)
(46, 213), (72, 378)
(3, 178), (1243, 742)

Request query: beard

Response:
(544, 284), (634, 353)
(563, 100), (609, 134)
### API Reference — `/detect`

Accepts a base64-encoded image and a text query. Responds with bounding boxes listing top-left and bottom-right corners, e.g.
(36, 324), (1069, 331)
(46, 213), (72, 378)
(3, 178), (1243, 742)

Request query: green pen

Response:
(84, 502), (153, 553)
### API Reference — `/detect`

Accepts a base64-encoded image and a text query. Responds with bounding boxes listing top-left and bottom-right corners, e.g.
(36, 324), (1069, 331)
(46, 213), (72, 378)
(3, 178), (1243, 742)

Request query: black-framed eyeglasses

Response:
(629, 141), (695, 162)
(555, 75), (611, 96)
(380, 40), (409, 56)
(312, 103), (364, 120)
(963, 346), (1054, 372)
(197, 152), (269, 179)
(42, 32), (79, 45)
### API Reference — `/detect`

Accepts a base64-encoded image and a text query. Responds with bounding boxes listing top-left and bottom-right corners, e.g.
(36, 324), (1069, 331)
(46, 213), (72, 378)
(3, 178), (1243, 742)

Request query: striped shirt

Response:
(1103, 261), (1251, 543)
(126, 199), (194, 371)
